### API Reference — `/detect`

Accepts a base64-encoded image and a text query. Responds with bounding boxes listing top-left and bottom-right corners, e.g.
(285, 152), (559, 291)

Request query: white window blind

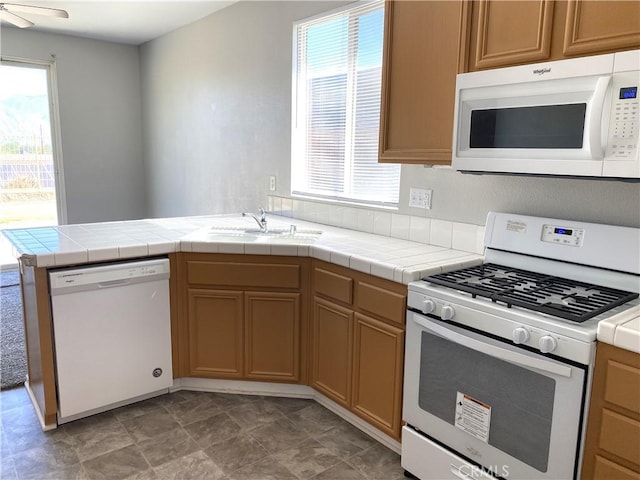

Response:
(292, 1), (400, 206)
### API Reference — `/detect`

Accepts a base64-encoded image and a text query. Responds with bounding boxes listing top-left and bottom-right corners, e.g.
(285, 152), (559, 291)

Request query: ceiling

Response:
(0, 1), (238, 45)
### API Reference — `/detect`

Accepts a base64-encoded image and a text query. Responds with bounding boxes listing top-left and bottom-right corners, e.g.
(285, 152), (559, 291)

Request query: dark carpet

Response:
(0, 269), (27, 389)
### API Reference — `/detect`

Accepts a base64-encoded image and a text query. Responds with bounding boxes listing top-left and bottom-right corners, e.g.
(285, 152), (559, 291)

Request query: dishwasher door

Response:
(49, 258), (173, 423)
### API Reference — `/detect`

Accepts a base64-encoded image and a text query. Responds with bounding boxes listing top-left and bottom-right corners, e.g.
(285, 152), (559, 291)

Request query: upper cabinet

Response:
(467, 0), (640, 71)
(378, 1), (470, 165)
(378, 0), (640, 165)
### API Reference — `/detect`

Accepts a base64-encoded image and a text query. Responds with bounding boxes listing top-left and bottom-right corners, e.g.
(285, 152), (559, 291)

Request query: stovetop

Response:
(424, 263), (639, 323)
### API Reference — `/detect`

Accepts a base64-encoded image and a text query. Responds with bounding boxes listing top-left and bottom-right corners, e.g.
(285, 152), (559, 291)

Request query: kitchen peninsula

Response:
(2, 210), (485, 449)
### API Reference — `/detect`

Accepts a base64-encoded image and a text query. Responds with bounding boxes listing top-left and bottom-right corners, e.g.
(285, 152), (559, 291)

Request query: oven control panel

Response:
(541, 224), (584, 247)
(407, 289), (595, 365)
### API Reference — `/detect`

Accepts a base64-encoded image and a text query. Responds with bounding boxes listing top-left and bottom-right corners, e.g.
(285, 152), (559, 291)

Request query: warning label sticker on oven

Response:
(455, 392), (491, 443)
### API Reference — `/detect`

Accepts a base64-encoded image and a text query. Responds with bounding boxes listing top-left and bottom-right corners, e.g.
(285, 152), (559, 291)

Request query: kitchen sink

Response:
(206, 225), (322, 243)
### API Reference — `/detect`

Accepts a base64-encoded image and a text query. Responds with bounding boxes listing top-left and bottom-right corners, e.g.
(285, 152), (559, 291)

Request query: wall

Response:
(1, 28), (146, 224)
(140, 1), (346, 218)
(141, 0), (639, 229)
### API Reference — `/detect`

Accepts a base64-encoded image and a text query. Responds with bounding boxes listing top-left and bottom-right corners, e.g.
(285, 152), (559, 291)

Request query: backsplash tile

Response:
(268, 196), (485, 255)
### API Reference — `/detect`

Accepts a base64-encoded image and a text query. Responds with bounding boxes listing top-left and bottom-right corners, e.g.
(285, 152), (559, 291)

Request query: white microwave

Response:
(452, 50), (639, 180)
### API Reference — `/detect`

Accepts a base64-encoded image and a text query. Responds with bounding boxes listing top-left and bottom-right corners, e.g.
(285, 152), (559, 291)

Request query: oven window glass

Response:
(469, 103), (586, 149)
(418, 331), (555, 472)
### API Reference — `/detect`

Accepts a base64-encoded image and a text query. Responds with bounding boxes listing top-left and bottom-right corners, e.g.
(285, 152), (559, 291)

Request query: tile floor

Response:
(0, 387), (405, 480)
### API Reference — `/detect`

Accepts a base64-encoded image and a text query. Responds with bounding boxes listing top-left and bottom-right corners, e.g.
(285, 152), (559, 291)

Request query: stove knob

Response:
(539, 335), (558, 354)
(441, 305), (455, 321)
(512, 327), (530, 344)
(422, 299), (436, 314)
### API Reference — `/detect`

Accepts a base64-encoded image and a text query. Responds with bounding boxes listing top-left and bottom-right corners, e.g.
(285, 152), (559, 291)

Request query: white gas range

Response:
(402, 212), (640, 480)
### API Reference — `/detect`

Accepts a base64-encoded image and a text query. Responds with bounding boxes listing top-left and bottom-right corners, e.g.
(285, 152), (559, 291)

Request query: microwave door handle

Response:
(411, 314), (572, 378)
(586, 75), (611, 158)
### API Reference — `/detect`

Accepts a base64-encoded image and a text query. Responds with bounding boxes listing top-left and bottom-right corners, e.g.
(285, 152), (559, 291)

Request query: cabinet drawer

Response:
(187, 261), (300, 289)
(599, 409), (640, 466)
(604, 360), (640, 414)
(593, 455), (639, 480)
(356, 281), (406, 326)
(313, 267), (353, 305)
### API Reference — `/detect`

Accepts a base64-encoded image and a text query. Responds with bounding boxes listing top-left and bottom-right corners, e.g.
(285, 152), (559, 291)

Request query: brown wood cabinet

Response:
(582, 342), (640, 479)
(310, 261), (407, 439)
(177, 254), (309, 383)
(378, 0), (470, 165)
(467, 0), (640, 71)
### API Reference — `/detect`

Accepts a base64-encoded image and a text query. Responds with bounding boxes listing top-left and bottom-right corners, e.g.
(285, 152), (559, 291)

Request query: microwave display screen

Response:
(620, 87), (637, 99)
(470, 104), (586, 149)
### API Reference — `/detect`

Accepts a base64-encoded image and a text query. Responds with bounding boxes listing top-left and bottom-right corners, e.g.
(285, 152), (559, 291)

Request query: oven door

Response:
(403, 311), (587, 480)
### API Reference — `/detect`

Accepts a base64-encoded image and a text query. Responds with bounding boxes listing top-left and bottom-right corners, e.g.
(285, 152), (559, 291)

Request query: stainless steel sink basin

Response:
(206, 225), (322, 243)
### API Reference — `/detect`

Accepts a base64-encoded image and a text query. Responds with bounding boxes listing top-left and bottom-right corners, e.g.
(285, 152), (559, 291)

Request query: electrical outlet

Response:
(409, 187), (432, 209)
(269, 175), (277, 191)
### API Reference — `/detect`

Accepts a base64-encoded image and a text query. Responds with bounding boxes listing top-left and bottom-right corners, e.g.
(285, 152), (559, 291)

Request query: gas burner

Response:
(425, 263), (639, 323)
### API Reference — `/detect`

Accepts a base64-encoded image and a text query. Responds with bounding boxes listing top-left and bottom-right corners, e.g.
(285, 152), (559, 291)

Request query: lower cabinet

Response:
(177, 254), (407, 440)
(582, 342), (640, 479)
(310, 261), (407, 439)
(179, 254), (307, 383)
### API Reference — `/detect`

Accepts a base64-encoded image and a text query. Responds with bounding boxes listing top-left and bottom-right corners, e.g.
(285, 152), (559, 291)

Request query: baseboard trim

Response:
(172, 377), (401, 454)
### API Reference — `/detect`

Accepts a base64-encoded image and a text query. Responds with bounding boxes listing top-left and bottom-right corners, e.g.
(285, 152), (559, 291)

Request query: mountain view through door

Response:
(0, 62), (59, 267)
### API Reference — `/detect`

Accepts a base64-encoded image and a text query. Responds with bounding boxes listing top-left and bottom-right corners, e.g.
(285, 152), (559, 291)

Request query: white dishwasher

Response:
(49, 258), (173, 424)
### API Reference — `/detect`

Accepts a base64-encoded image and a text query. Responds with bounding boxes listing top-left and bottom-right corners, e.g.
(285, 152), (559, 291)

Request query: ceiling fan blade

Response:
(3, 3), (68, 18)
(0, 8), (34, 28)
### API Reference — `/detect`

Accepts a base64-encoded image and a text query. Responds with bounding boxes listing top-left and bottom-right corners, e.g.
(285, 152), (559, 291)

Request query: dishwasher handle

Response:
(98, 279), (132, 288)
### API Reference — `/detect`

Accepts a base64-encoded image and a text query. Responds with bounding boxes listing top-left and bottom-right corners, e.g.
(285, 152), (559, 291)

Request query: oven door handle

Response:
(412, 314), (572, 378)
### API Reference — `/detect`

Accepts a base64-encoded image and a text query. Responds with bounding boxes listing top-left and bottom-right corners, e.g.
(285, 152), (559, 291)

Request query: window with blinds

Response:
(292, 0), (400, 206)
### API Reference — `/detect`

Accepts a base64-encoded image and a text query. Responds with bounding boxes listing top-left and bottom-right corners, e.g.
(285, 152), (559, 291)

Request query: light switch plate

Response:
(269, 176), (277, 191)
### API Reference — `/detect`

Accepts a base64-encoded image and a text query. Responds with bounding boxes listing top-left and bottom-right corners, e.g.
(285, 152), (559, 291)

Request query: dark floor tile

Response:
(0, 455), (17, 480)
(207, 392), (254, 410)
(183, 412), (241, 448)
(121, 410), (180, 443)
(225, 398), (284, 430)
(203, 433), (269, 473)
(12, 438), (80, 478)
(4, 421), (70, 455)
(61, 411), (120, 438)
(346, 443), (404, 480)
(152, 450), (226, 480)
(82, 444), (150, 480)
(288, 403), (347, 436)
(228, 456), (298, 480)
(71, 420), (134, 462)
(311, 461), (367, 480)
(262, 396), (315, 415)
(164, 395), (222, 426)
(137, 426), (199, 467)
(112, 398), (169, 422)
(273, 438), (343, 479)
(315, 422), (377, 459)
(249, 418), (311, 454)
(0, 387), (30, 412)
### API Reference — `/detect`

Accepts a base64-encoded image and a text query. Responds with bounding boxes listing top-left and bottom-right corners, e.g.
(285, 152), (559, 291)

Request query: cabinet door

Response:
(378, 0), (469, 164)
(469, 0), (554, 70)
(311, 298), (354, 407)
(187, 289), (243, 378)
(352, 313), (404, 439)
(562, 0), (640, 56)
(244, 292), (301, 382)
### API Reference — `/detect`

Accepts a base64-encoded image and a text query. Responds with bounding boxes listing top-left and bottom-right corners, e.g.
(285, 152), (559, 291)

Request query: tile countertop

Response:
(1, 214), (484, 285)
(597, 307), (640, 354)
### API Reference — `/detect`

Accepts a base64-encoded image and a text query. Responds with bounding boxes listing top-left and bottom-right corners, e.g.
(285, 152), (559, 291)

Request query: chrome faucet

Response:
(242, 208), (268, 233)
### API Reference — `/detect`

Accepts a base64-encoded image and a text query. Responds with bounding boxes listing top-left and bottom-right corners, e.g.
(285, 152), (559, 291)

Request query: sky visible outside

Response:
(0, 65), (47, 100)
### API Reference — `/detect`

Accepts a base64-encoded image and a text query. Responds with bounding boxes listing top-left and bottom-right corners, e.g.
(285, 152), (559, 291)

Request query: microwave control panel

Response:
(606, 70), (639, 160)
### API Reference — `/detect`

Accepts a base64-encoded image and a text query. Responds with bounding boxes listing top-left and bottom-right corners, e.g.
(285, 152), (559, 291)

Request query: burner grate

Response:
(425, 263), (638, 323)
